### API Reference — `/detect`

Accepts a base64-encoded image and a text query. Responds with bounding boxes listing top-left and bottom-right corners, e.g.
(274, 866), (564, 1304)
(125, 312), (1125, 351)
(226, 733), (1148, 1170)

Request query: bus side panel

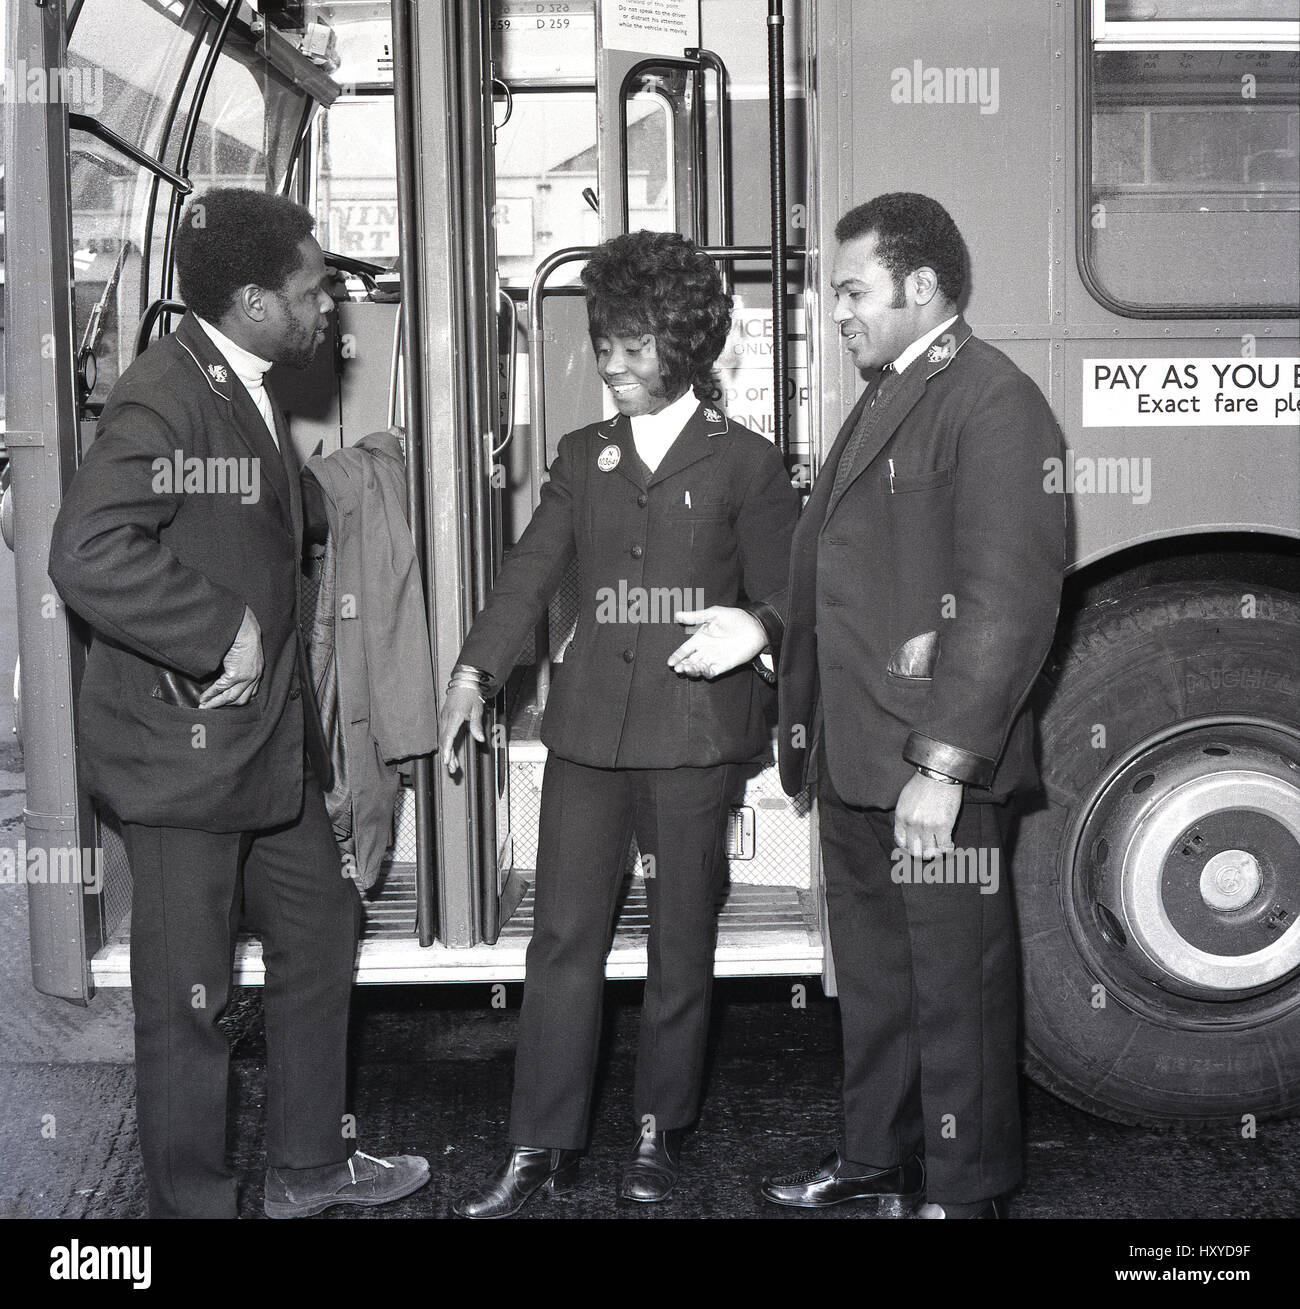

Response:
(3, 0), (99, 1001)
(823, 0), (1060, 349)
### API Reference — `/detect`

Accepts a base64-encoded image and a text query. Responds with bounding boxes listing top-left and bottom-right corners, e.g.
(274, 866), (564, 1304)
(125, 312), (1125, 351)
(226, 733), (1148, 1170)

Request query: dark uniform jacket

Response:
(49, 313), (322, 831)
(458, 401), (798, 769)
(766, 317), (1065, 807)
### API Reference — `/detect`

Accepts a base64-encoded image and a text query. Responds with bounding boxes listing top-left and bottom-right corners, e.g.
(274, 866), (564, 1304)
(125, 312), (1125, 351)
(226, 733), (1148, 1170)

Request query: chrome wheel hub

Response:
(1072, 719), (1300, 1002)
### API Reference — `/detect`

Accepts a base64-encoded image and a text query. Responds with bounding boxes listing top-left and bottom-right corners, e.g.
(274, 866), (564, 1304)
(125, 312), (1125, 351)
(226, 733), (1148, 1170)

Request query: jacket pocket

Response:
(151, 669), (220, 707)
(887, 629), (940, 681)
(889, 465), (955, 494)
(883, 470), (955, 675)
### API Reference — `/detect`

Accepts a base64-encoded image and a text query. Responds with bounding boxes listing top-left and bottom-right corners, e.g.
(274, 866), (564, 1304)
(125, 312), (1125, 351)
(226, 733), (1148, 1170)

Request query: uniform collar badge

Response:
(926, 339), (951, 364)
(207, 363), (229, 383)
(704, 407), (722, 424)
(597, 443), (621, 472)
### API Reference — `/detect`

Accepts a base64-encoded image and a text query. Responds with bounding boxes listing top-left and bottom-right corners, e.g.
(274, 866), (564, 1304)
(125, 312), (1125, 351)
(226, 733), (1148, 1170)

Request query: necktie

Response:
(829, 363), (895, 500)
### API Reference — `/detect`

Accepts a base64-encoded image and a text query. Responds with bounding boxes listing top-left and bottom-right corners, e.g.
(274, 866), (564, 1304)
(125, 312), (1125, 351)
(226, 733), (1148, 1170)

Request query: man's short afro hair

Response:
(835, 192), (967, 305)
(174, 188), (317, 322)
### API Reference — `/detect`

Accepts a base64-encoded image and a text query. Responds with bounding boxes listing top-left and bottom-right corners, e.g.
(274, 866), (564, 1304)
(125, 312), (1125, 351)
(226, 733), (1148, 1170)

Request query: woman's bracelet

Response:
(446, 664), (491, 701)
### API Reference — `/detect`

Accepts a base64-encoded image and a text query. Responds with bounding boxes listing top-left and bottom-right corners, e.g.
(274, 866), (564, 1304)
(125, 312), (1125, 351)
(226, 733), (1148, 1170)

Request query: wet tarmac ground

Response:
(3, 973), (1298, 1224)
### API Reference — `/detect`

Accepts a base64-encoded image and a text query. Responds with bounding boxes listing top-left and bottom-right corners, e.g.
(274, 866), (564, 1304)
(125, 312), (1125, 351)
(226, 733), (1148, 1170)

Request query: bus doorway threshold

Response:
(90, 763), (823, 992)
(90, 861), (823, 988)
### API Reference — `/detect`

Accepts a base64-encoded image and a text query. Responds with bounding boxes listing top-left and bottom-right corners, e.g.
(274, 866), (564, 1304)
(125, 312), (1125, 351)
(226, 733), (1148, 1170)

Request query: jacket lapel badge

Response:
(595, 413), (643, 488)
(702, 404), (729, 434)
(922, 318), (973, 380)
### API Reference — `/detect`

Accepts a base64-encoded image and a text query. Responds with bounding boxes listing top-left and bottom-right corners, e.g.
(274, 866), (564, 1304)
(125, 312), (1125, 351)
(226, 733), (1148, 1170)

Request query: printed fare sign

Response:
(1083, 358), (1300, 427)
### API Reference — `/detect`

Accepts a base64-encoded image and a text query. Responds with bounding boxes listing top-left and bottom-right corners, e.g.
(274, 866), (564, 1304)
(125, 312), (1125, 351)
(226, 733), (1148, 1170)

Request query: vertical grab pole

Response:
(767, 0), (789, 458)
(391, 0), (438, 947)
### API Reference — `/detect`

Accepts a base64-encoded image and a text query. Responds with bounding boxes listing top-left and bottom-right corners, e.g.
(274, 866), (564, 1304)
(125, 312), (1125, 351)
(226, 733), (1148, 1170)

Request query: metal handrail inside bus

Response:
(618, 55), (708, 243)
(524, 242), (806, 706)
(767, 0), (790, 457)
(133, 299), (187, 360)
(687, 48), (733, 269)
(66, 114), (192, 195)
(160, 0), (241, 305)
(492, 289), (519, 459)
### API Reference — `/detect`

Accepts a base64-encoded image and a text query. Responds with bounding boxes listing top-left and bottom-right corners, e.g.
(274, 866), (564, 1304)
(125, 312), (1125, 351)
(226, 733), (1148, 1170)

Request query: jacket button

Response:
(637, 493), (648, 507)
(622, 649), (635, 663)
(289, 685), (302, 700)
(630, 544), (643, 558)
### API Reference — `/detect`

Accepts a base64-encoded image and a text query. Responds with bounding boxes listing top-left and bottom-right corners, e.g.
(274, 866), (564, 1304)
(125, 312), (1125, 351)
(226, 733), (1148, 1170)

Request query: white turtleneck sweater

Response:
(195, 316), (279, 449)
(629, 387), (700, 474)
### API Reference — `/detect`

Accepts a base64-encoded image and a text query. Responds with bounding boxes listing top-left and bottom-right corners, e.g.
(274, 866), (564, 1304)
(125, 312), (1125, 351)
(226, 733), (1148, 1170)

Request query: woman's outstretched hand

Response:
(668, 606), (767, 679)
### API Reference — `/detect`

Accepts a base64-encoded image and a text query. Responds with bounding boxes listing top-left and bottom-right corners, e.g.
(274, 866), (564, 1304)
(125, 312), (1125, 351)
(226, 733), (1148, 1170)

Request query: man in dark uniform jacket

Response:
(48, 189), (427, 1218)
(671, 193), (1066, 1218)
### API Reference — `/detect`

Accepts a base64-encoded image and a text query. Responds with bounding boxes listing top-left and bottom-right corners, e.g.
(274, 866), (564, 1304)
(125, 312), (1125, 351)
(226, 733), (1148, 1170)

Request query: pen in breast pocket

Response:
(888, 459), (896, 493)
(685, 491), (692, 508)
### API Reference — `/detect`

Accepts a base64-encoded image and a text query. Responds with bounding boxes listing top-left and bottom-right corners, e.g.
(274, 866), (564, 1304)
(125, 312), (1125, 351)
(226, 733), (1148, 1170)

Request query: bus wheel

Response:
(1015, 581), (1300, 1126)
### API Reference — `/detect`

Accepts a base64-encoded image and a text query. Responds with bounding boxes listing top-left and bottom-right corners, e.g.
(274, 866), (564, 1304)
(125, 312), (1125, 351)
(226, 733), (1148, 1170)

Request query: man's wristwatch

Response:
(916, 764), (960, 785)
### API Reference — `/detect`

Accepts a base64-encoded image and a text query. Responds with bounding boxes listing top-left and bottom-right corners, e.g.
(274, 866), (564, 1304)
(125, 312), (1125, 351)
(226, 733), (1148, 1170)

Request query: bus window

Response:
(312, 96), (399, 263)
(1084, 0), (1299, 313)
(65, 0), (209, 405)
(625, 86), (680, 234)
(181, 39), (306, 194)
(492, 91), (677, 289)
(66, 0), (322, 404)
(493, 91), (599, 289)
(66, 0), (204, 159)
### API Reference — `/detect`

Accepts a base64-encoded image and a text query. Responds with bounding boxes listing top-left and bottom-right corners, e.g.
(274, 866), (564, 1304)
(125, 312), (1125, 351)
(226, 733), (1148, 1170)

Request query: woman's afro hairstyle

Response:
(581, 230), (733, 402)
(174, 188), (317, 322)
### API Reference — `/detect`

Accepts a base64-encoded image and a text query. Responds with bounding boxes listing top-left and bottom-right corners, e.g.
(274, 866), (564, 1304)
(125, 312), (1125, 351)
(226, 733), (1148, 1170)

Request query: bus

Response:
(3, 0), (1297, 1131)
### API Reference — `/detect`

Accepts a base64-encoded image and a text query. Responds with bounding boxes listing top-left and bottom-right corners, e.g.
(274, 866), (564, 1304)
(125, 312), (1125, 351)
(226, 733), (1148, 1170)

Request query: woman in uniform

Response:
(439, 230), (797, 1216)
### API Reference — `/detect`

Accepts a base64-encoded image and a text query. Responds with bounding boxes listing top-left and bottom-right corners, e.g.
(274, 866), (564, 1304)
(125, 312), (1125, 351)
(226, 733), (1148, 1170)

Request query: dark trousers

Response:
(508, 755), (736, 1150)
(122, 765), (362, 1218)
(817, 763), (1022, 1204)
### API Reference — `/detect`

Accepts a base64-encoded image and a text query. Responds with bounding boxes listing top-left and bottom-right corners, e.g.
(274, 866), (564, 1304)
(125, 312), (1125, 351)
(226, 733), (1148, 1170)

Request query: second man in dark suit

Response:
(670, 193), (1066, 1219)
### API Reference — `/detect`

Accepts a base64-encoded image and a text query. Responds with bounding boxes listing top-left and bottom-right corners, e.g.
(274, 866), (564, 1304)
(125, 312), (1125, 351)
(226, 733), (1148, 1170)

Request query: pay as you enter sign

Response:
(1082, 358), (1300, 427)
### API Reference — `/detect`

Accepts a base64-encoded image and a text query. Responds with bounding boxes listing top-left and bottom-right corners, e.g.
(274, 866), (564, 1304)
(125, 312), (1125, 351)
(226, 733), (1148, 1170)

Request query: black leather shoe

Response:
(619, 1127), (683, 1202)
(452, 1145), (580, 1219)
(760, 1150), (924, 1216)
(914, 1197), (1004, 1219)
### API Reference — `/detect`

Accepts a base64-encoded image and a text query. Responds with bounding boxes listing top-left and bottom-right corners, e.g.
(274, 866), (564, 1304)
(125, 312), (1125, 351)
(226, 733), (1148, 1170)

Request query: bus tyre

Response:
(1015, 581), (1300, 1126)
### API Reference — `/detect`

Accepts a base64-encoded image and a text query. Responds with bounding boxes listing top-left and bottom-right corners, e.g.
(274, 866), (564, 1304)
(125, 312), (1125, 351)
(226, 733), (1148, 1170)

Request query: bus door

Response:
(386, 0), (517, 951)
(487, 0), (823, 976)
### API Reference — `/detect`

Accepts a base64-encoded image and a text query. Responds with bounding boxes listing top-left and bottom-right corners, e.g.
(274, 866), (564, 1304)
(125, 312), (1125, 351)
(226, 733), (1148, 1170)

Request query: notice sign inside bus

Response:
(1082, 358), (1300, 426)
(717, 304), (809, 454)
(601, 0), (700, 56)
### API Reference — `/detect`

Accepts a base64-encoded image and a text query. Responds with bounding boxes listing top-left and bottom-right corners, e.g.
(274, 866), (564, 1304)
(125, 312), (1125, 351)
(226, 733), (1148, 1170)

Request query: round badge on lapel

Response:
(597, 444), (621, 472)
